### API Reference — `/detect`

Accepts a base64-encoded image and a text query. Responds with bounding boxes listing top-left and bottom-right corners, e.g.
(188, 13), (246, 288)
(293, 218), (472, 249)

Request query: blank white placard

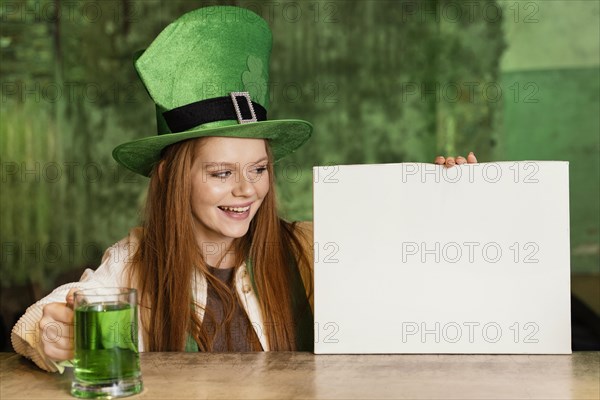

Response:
(313, 161), (571, 354)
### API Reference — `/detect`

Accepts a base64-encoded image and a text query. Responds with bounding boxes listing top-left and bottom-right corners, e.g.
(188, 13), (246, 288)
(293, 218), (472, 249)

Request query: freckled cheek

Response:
(208, 184), (231, 204)
(257, 174), (270, 199)
(192, 182), (232, 208)
(256, 185), (269, 203)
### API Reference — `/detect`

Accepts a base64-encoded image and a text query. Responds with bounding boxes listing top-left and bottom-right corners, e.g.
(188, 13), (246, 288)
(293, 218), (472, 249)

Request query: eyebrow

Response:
(203, 157), (268, 168)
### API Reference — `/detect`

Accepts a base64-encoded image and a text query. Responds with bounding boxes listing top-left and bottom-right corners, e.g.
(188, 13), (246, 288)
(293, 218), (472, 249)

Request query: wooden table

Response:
(1, 352), (599, 399)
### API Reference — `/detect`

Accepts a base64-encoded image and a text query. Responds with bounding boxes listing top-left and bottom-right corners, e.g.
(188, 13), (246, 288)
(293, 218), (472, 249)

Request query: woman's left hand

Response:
(434, 152), (477, 168)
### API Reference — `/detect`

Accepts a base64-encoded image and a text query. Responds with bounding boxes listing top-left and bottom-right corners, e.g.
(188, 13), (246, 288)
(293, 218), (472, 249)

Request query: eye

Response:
(210, 170), (232, 179)
(253, 165), (268, 174)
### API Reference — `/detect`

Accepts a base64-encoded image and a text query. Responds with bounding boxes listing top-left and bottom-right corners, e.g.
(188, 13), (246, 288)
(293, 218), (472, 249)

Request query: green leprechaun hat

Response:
(112, 6), (313, 177)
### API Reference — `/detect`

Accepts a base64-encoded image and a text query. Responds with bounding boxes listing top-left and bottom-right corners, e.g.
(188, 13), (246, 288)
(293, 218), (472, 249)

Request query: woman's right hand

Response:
(39, 288), (77, 361)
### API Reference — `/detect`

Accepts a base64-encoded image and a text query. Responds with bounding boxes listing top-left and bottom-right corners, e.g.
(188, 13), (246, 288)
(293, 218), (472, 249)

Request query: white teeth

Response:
(220, 206), (250, 213)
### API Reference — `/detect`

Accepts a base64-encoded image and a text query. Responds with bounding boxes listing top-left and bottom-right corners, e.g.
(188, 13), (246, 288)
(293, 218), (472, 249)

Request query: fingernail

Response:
(469, 151), (474, 155)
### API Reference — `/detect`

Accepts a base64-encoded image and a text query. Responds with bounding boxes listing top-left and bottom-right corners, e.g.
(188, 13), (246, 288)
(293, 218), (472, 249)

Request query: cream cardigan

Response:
(11, 223), (313, 372)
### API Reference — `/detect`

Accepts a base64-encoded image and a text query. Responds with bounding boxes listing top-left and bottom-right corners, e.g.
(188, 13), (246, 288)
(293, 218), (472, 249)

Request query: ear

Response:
(157, 160), (165, 182)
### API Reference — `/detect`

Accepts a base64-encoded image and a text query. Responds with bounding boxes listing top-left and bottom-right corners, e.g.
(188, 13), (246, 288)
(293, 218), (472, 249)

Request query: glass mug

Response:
(71, 288), (143, 398)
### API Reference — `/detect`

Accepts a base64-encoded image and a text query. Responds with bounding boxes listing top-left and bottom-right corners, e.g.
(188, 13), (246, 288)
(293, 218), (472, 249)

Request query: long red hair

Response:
(128, 137), (312, 351)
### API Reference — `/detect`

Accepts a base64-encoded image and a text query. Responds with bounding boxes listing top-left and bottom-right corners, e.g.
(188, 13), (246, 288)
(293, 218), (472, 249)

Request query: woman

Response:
(126, 135), (316, 354)
(11, 5), (477, 372)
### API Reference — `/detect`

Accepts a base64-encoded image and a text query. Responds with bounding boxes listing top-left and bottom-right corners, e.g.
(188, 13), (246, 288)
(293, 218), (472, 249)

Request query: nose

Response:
(232, 170), (257, 198)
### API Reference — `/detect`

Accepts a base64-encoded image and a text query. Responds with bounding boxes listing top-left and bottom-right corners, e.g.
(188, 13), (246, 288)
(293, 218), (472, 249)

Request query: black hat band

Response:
(162, 92), (267, 133)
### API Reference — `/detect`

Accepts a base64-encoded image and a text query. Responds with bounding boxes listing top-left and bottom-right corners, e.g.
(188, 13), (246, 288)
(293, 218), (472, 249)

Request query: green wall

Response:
(501, 67), (599, 273)
(498, 0), (599, 273)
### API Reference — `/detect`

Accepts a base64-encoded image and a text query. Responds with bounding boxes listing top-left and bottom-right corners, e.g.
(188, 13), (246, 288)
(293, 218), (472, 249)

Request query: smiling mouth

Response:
(218, 205), (251, 214)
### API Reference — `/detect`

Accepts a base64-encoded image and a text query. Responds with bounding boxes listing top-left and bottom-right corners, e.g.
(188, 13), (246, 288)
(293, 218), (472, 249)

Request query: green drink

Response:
(72, 288), (143, 398)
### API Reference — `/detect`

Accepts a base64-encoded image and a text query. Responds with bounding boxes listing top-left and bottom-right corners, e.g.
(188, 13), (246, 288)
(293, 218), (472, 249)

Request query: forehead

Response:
(193, 137), (268, 163)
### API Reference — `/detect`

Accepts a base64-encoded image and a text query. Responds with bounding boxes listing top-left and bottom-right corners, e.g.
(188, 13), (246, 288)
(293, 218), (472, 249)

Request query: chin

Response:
(222, 225), (251, 239)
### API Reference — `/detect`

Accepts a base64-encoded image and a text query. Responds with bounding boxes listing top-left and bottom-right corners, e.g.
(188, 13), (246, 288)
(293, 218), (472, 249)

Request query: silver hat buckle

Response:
(230, 92), (258, 124)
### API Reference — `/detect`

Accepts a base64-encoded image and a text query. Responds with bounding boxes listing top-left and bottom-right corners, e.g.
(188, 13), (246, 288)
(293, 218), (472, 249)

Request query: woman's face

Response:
(189, 137), (270, 245)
